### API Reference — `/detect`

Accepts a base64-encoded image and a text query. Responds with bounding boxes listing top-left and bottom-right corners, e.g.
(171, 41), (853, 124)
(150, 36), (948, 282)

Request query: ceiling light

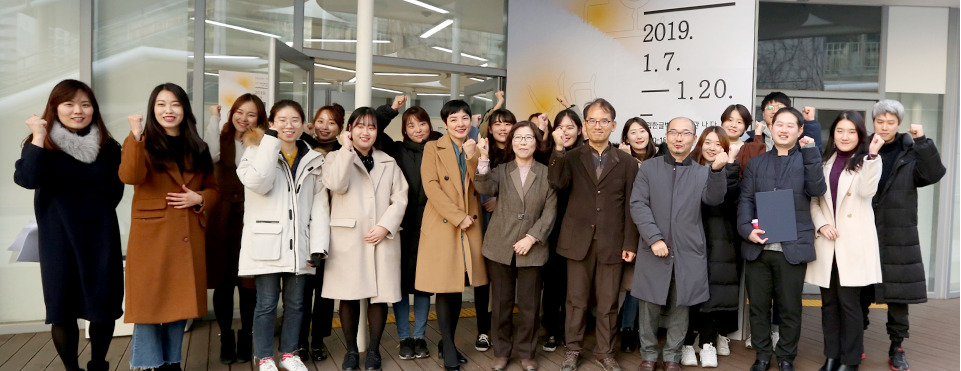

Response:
(374, 72), (440, 77)
(205, 20), (281, 39)
(315, 63), (355, 73)
(306, 39), (391, 44)
(473, 95), (492, 102)
(402, 0), (449, 14)
(431, 46), (488, 62)
(468, 77), (485, 82)
(314, 82), (332, 85)
(204, 72), (219, 76)
(417, 93), (465, 97)
(420, 19), (453, 38)
(348, 76), (357, 83)
(373, 87), (404, 94)
(191, 55), (259, 59)
(480, 63), (489, 67)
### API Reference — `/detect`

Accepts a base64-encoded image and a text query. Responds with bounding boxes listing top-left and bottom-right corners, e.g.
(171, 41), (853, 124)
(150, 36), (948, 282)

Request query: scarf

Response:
(356, 147), (374, 172)
(49, 121), (101, 163)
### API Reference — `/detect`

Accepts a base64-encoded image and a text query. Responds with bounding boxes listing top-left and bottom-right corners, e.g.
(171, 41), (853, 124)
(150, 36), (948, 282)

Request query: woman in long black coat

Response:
(375, 101), (442, 359)
(14, 80), (124, 371)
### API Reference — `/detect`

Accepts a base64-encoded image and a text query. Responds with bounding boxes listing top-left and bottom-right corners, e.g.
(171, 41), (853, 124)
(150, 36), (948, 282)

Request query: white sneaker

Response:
(771, 331), (780, 349)
(699, 344), (718, 368)
(745, 334), (752, 349)
(259, 359), (279, 371)
(280, 355), (308, 371)
(716, 335), (731, 356)
(680, 345), (698, 366)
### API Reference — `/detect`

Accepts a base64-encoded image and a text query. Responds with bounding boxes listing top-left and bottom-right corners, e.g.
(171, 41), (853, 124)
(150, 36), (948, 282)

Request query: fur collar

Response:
(49, 121), (100, 163)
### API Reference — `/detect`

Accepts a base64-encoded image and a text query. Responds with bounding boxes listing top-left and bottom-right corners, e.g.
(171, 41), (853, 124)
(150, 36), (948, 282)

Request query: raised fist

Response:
(908, 124), (924, 139)
(128, 114), (144, 140)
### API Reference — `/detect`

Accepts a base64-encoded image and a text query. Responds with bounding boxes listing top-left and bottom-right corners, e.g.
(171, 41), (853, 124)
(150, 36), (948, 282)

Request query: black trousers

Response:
(488, 259), (543, 359)
(745, 251), (805, 364)
(436, 291), (463, 368)
(820, 260), (864, 365)
(684, 309), (738, 347)
(300, 260), (334, 349)
(474, 283), (491, 335)
(540, 248), (567, 339)
(860, 288), (910, 343)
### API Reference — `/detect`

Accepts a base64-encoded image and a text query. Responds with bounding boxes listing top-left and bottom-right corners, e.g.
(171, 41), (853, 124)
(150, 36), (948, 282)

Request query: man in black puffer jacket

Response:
(737, 107), (826, 371)
(865, 99), (945, 371)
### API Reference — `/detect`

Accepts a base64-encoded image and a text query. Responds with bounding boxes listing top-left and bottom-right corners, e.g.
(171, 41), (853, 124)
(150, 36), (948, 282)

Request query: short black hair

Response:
(440, 100), (471, 122)
(583, 98), (616, 120)
(773, 107), (805, 128)
(761, 92), (791, 110)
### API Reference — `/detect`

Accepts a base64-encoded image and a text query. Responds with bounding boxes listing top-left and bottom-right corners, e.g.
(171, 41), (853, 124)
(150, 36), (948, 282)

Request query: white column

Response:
(355, 0), (374, 108)
(449, 10), (461, 100)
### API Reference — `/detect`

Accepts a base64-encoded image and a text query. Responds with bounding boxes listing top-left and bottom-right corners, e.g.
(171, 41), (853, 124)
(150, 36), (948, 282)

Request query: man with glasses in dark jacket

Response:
(738, 107), (826, 371)
(863, 99), (945, 371)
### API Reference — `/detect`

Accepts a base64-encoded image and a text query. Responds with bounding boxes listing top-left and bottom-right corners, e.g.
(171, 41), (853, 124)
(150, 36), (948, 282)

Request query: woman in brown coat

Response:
(119, 83), (219, 370)
(416, 100), (487, 371)
(204, 94), (266, 365)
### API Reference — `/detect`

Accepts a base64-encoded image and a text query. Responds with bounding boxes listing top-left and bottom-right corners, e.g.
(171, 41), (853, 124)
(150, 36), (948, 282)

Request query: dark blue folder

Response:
(756, 189), (798, 243)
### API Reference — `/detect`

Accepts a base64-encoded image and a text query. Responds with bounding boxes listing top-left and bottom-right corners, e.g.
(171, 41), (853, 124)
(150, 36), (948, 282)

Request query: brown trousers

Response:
(488, 259), (543, 359)
(565, 242), (623, 358)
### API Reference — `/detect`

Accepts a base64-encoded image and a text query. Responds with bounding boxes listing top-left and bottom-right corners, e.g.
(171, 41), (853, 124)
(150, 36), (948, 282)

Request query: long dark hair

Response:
(144, 83), (212, 173)
(503, 121), (542, 163)
(621, 117), (657, 161)
(221, 93), (267, 142)
(24, 79), (114, 149)
(346, 106), (380, 150)
(822, 110), (868, 172)
(551, 108), (583, 150)
(691, 126), (730, 166)
(487, 108), (516, 167)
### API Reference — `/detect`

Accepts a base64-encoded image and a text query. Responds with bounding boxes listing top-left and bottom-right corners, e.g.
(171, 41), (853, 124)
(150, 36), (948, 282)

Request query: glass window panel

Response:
(304, 0), (506, 68)
(757, 3), (882, 92)
(953, 166), (960, 293)
(0, 0), (82, 324)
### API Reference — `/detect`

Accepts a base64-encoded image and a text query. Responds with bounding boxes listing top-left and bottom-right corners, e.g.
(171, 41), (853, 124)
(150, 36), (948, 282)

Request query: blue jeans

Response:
(393, 294), (430, 339)
(254, 273), (306, 360)
(129, 320), (187, 369)
(621, 292), (639, 329)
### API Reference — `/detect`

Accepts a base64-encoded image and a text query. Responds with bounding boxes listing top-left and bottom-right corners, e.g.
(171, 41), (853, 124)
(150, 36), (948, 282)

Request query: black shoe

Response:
(342, 352), (360, 370)
(474, 334), (491, 352)
(542, 336), (561, 352)
(236, 330), (253, 363)
(750, 360), (771, 371)
(219, 331), (237, 365)
(86, 360), (108, 371)
(778, 361), (795, 371)
(619, 327), (636, 352)
(837, 365), (859, 371)
(297, 348), (311, 363)
(888, 347), (910, 371)
(819, 358), (839, 371)
(310, 343), (329, 361)
(438, 342), (467, 364)
(398, 338), (415, 360)
(365, 350), (382, 370)
(157, 363), (182, 371)
(413, 338), (429, 358)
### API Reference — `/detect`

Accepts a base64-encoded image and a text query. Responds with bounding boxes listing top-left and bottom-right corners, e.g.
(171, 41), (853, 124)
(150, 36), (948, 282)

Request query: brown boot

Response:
(520, 359), (538, 371)
(663, 361), (681, 371)
(636, 361), (656, 371)
(491, 357), (509, 371)
(561, 351), (580, 371)
(594, 357), (621, 371)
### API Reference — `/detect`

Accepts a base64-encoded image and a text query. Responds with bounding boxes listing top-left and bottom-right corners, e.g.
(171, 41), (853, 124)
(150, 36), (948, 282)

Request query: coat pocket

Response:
(330, 219), (356, 228)
(248, 222), (283, 260)
(132, 199), (167, 220)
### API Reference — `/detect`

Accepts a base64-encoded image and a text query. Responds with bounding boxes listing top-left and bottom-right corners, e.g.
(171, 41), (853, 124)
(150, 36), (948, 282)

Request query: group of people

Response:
(15, 79), (945, 371)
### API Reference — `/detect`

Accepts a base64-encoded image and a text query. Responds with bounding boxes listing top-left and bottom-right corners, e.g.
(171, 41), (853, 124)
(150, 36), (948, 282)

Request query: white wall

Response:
(885, 6), (949, 94)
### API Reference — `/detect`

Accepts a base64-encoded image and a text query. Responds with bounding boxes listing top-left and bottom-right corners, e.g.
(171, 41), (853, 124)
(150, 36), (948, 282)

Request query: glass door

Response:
(269, 38), (315, 114)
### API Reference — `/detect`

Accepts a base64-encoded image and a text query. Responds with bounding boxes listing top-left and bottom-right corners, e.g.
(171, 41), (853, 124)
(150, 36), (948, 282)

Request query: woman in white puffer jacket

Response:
(236, 100), (329, 371)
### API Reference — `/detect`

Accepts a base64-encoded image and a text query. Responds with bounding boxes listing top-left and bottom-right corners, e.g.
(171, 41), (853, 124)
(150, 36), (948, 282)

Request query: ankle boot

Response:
(236, 329), (253, 363)
(220, 330), (237, 364)
(86, 360), (109, 371)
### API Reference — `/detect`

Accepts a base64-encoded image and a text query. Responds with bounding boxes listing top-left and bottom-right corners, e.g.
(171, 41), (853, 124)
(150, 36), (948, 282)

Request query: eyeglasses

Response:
(512, 135), (535, 143)
(666, 130), (695, 138)
(765, 104), (787, 111)
(586, 119), (612, 128)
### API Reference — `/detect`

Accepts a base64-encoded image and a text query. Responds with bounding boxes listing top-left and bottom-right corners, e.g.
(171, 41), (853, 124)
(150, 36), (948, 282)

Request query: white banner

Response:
(506, 0), (757, 144)
(218, 70), (269, 127)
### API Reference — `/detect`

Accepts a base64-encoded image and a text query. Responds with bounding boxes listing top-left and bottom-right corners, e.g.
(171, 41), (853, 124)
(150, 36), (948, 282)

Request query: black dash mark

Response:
(644, 2), (735, 15)
(641, 89), (670, 93)
(639, 114), (653, 117)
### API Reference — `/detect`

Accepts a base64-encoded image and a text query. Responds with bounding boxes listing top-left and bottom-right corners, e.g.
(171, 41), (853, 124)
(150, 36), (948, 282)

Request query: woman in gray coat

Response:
(474, 121), (557, 371)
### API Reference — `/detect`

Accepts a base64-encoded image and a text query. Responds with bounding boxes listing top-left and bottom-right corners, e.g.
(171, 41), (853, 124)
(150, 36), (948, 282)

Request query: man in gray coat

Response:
(629, 118), (728, 371)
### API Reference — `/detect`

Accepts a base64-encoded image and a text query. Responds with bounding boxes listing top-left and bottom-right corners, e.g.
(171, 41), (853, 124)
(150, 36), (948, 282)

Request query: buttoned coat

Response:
(630, 155), (727, 306)
(474, 160), (557, 267)
(806, 154), (883, 288)
(547, 144), (640, 264)
(415, 134), (488, 293)
(321, 146), (408, 303)
(119, 133), (219, 324)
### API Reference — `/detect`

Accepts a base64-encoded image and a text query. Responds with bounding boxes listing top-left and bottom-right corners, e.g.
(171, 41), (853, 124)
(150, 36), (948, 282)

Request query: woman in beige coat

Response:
(805, 111), (884, 371)
(321, 107), (408, 371)
(416, 100), (486, 371)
